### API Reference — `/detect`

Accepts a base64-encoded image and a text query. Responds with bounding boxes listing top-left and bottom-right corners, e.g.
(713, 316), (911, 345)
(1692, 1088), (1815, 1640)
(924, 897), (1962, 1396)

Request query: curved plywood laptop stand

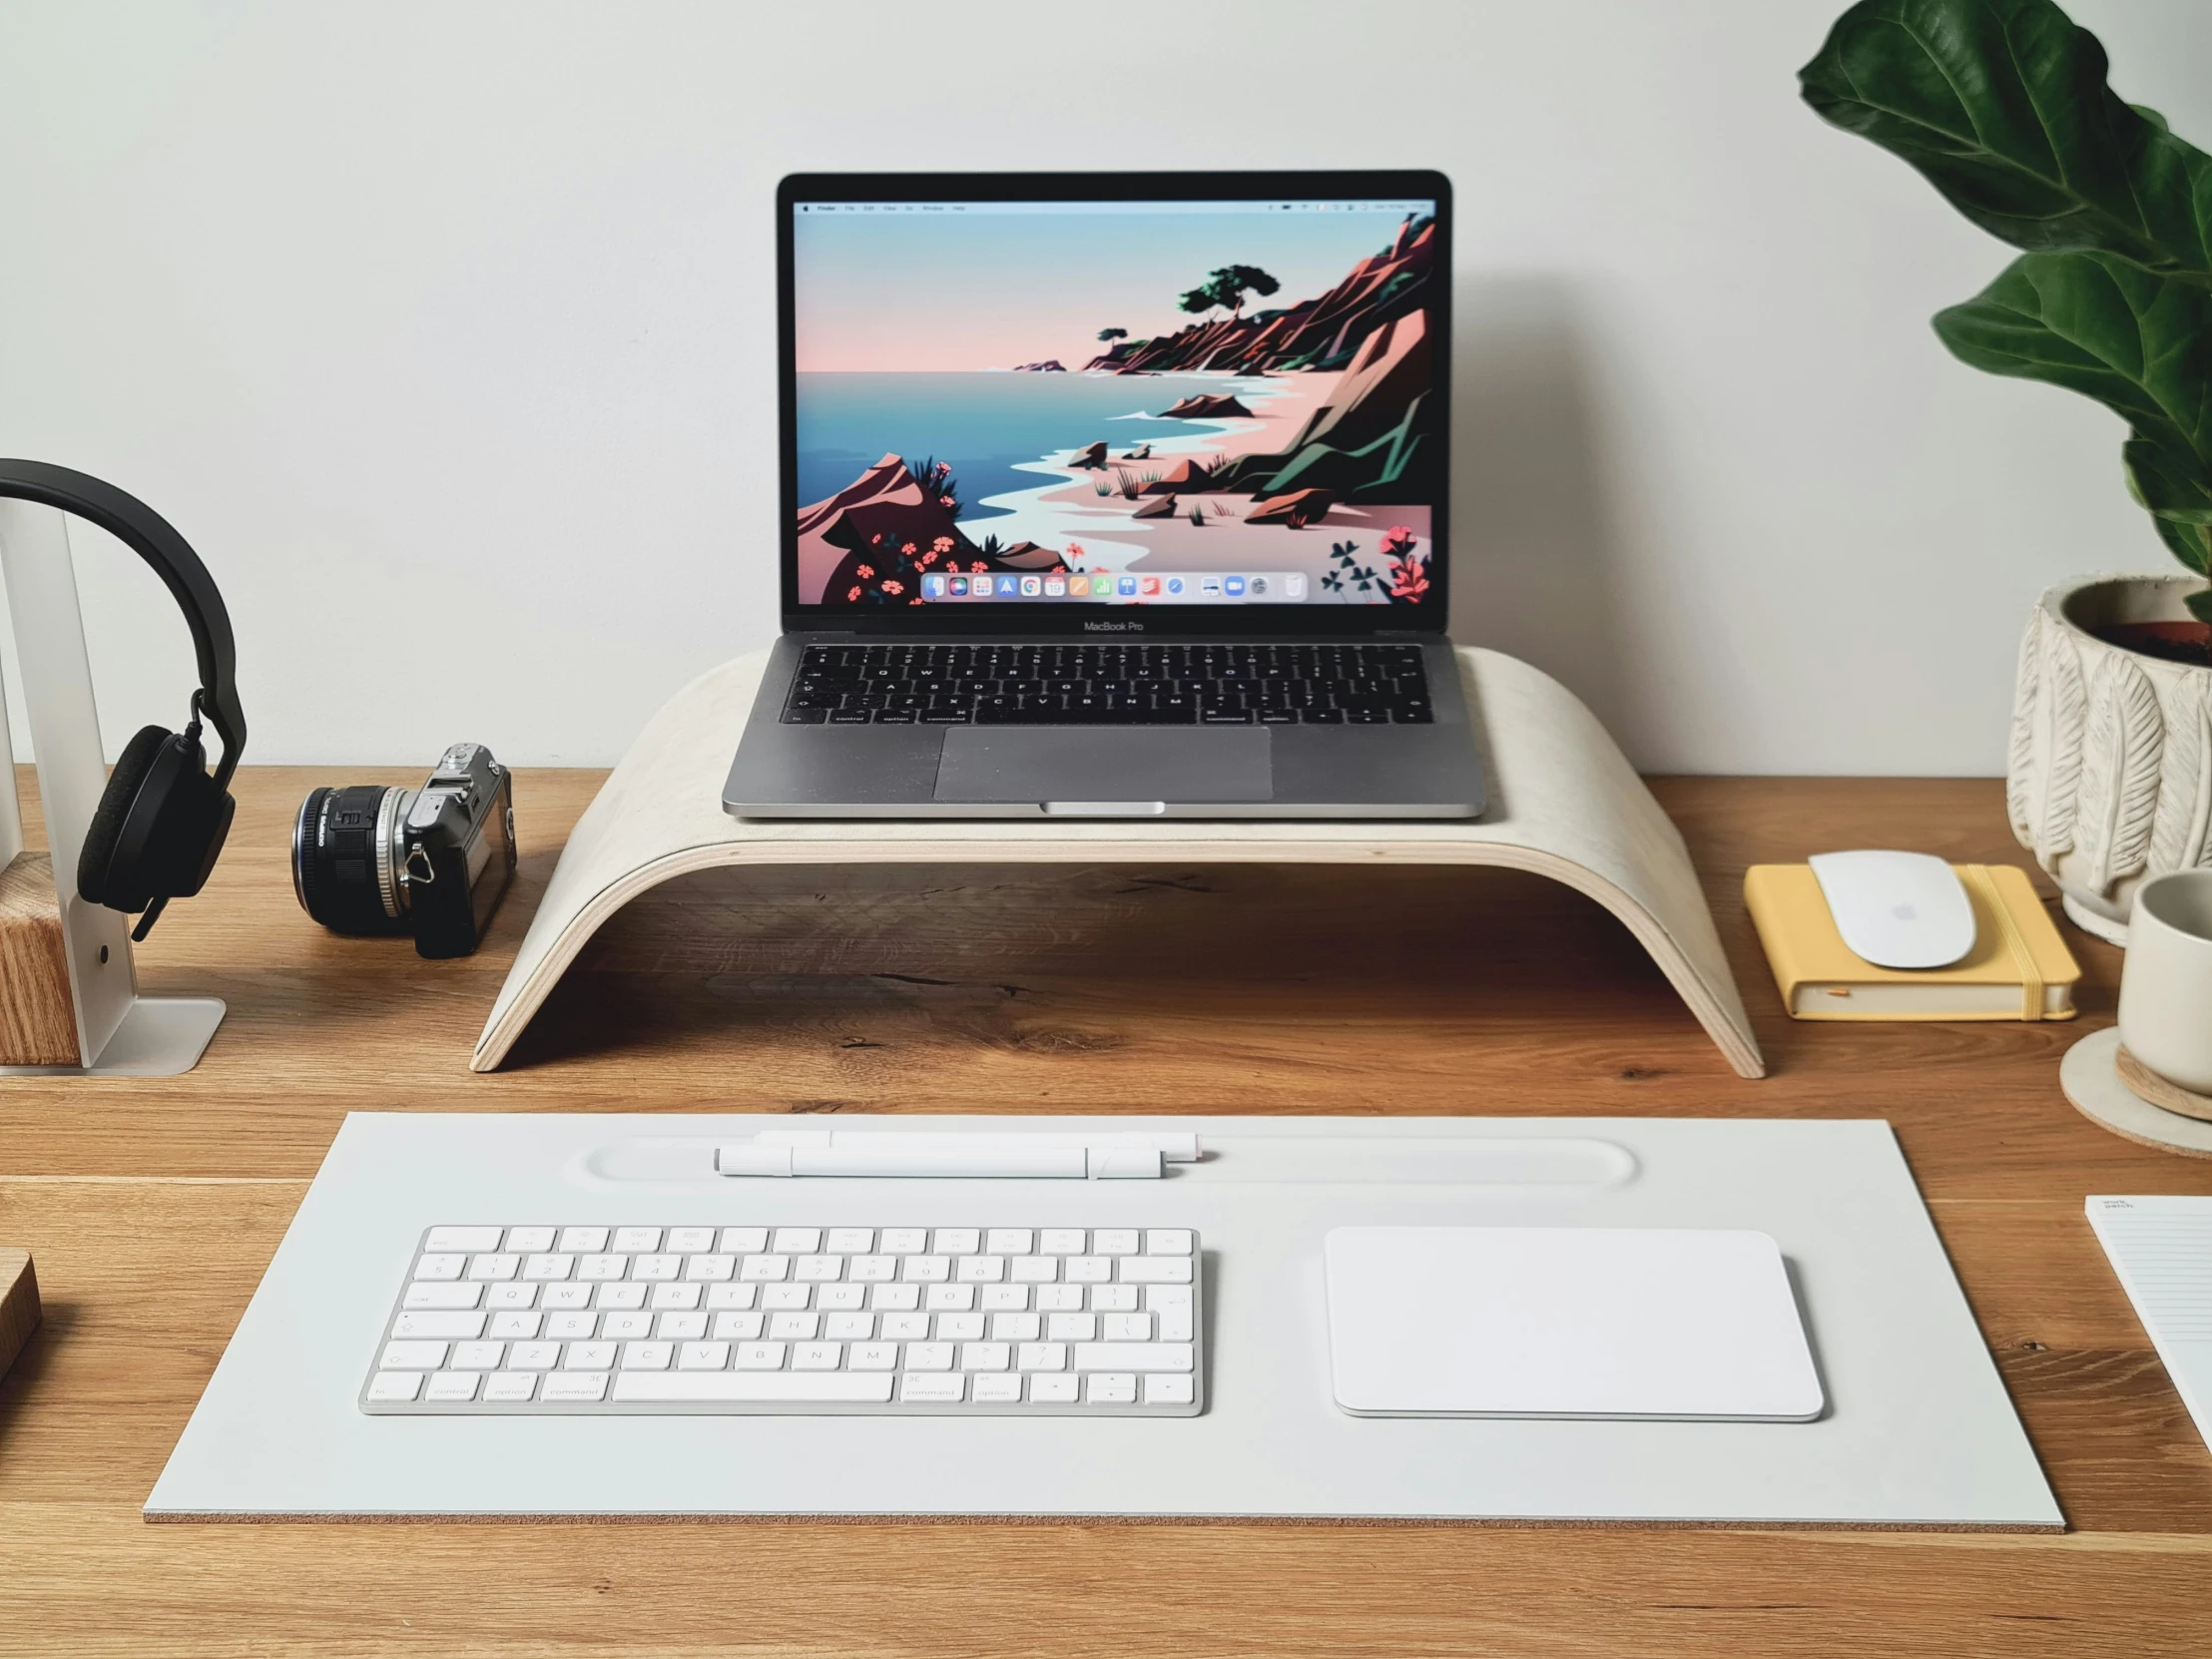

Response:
(474, 648), (1765, 1078)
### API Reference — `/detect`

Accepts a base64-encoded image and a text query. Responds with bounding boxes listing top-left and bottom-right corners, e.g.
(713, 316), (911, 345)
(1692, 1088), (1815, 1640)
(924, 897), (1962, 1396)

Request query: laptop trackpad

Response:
(934, 727), (1272, 806)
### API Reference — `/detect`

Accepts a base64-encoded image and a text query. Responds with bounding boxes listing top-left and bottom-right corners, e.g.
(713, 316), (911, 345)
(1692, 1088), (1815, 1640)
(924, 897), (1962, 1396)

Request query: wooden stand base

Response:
(475, 648), (1765, 1077)
(1, 1249), (40, 1380)
(0, 852), (80, 1066)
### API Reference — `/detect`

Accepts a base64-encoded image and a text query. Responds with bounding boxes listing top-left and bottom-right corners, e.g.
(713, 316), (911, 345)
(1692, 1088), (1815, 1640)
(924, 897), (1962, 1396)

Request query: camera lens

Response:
(292, 784), (415, 935)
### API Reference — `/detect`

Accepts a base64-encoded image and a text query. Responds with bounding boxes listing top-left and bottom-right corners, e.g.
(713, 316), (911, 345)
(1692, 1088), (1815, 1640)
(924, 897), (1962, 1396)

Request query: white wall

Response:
(1, 0), (2206, 773)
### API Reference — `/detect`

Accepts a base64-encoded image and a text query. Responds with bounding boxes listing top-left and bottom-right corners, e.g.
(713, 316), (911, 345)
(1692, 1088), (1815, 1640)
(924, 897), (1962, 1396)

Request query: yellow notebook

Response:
(1744, 862), (2080, 1021)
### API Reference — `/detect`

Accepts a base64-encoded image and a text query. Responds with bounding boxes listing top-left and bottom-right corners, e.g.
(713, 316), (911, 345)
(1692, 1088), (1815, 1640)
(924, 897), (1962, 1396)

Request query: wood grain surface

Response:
(3, 765), (2211, 1657)
(0, 1249), (36, 1382)
(0, 853), (79, 1067)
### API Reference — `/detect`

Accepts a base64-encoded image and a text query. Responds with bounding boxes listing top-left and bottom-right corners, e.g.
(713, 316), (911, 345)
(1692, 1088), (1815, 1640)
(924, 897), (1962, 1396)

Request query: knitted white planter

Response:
(2008, 574), (2212, 944)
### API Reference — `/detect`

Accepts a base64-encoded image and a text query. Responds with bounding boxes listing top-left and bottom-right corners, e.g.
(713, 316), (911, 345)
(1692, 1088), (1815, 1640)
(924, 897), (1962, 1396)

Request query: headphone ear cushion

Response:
(78, 725), (174, 905)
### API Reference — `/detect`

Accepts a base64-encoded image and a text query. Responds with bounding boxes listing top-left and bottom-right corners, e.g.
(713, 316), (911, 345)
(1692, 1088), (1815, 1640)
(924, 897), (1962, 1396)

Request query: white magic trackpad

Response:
(1323, 1227), (1824, 1421)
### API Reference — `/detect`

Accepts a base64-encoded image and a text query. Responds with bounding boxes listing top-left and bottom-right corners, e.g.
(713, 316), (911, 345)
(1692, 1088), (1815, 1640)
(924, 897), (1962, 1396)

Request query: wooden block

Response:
(0, 851), (80, 1067)
(0, 1249), (39, 1380)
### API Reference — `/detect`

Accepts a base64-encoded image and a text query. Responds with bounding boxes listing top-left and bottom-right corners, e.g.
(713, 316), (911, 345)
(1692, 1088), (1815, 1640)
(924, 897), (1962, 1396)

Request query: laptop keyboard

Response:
(783, 643), (1433, 727)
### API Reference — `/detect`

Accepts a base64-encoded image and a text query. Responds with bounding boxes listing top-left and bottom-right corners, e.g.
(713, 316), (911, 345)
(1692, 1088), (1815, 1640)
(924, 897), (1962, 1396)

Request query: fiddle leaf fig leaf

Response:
(1801, 0), (2212, 275)
(1934, 251), (2212, 574)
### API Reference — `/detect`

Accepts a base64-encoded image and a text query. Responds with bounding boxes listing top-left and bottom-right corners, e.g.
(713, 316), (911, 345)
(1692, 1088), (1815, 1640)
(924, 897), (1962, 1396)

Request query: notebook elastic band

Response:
(1962, 863), (2042, 1021)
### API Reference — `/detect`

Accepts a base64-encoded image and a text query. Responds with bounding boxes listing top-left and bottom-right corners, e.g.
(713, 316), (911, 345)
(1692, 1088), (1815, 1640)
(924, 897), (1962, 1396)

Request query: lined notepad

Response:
(2086, 1197), (2212, 1453)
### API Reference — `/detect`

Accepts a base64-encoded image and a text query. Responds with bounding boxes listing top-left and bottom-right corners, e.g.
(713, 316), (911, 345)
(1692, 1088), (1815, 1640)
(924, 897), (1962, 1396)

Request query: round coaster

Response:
(2116, 1045), (2212, 1122)
(2061, 1027), (2212, 1159)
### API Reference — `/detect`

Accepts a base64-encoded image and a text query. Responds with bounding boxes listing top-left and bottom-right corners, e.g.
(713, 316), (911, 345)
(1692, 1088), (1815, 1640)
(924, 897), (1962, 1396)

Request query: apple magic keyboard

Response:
(362, 1224), (1202, 1415)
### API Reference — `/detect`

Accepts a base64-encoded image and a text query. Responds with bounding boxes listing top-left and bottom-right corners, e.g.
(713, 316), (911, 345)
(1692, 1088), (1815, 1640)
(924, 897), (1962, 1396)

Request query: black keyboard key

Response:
(1302, 708), (1346, 725)
(872, 710), (916, 724)
(789, 707), (830, 724)
(829, 710), (871, 725)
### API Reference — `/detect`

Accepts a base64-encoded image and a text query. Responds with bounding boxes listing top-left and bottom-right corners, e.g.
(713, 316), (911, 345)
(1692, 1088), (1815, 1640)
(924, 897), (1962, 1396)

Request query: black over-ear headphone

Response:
(0, 460), (247, 940)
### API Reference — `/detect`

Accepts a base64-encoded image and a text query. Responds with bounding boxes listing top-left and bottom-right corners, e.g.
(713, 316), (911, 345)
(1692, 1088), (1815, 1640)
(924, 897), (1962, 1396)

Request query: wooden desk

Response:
(3, 767), (2208, 1657)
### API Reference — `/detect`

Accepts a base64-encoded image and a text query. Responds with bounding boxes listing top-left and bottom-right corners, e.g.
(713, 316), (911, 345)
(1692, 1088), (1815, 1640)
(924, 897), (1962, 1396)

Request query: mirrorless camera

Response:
(292, 743), (516, 958)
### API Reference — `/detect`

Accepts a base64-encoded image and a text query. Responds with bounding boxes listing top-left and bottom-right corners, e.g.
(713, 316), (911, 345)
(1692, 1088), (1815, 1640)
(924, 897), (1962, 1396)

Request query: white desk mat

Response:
(146, 1114), (2062, 1528)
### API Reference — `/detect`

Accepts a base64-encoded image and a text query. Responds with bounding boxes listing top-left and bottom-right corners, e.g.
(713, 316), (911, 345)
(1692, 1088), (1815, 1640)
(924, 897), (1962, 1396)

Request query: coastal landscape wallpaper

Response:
(791, 201), (1437, 608)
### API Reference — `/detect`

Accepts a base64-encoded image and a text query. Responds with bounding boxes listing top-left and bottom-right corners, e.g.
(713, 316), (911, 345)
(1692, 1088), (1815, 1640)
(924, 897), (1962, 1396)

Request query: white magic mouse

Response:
(1808, 849), (1977, 970)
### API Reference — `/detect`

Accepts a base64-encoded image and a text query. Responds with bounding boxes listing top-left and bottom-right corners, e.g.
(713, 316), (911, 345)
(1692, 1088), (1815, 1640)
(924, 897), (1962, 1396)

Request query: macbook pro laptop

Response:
(725, 170), (1483, 820)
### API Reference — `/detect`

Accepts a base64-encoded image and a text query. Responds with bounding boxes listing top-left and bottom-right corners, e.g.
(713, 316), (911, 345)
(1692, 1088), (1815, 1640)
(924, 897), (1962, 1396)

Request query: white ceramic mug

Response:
(2119, 869), (2212, 1097)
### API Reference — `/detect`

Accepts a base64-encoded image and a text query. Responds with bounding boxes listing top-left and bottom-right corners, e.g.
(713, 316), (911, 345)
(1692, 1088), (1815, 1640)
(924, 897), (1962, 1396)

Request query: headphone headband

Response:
(0, 460), (246, 788)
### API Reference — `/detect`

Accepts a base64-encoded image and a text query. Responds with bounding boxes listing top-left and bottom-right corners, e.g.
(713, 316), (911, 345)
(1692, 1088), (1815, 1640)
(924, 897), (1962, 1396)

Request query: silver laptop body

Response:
(726, 170), (1482, 821)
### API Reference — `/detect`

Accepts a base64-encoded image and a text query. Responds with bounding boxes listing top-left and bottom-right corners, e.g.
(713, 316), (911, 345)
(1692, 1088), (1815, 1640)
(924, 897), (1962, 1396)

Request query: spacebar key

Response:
(612, 1373), (894, 1403)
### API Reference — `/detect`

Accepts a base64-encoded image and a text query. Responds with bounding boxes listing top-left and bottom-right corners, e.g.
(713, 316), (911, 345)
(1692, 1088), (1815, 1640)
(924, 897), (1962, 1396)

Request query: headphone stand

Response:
(0, 500), (224, 1075)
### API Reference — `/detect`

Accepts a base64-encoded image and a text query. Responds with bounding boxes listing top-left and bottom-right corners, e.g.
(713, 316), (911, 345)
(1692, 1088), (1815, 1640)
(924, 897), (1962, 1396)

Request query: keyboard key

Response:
(545, 1312), (596, 1340)
(487, 1312), (541, 1340)
(656, 1312), (708, 1341)
(557, 1227), (608, 1253)
(379, 1342), (447, 1370)
(713, 1311), (766, 1342)
(669, 1228), (717, 1254)
(541, 1372), (611, 1402)
(649, 1283), (703, 1311)
(935, 1313), (985, 1342)
(578, 1254), (628, 1281)
(924, 1284), (975, 1312)
(564, 1342), (617, 1371)
(849, 1343), (898, 1371)
(1145, 1374), (1196, 1406)
(613, 1228), (662, 1253)
(827, 1228), (874, 1254)
(681, 1342), (734, 1371)
(736, 1343), (787, 1370)
(1039, 1230), (1086, 1255)
(505, 1228), (556, 1253)
(933, 1229), (980, 1255)
(1089, 1285), (1138, 1314)
(760, 1284), (810, 1311)
(1093, 1230), (1139, 1256)
(961, 1343), (1011, 1373)
(486, 1284), (537, 1309)
(541, 1284), (591, 1310)
(594, 1283), (647, 1311)
(412, 1254), (465, 1282)
(773, 1228), (821, 1255)
(508, 1343), (560, 1371)
(426, 1228), (503, 1253)
(1117, 1257), (1194, 1284)
(791, 1343), (842, 1371)
(902, 1342), (954, 1373)
(633, 1254), (681, 1282)
(1086, 1374), (1138, 1404)
(622, 1342), (673, 1371)
(986, 1229), (1033, 1256)
(899, 1373), (965, 1403)
(366, 1371), (422, 1402)
(1103, 1314), (1152, 1342)
(391, 1312), (485, 1341)
(1145, 1230), (1194, 1256)
(522, 1254), (575, 1281)
(614, 1372), (893, 1403)
(1029, 1374), (1079, 1403)
(403, 1283), (483, 1311)
(719, 1228), (768, 1254)
(971, 1373), (1025, 1403)
(880, 1228), (928, 1254)
(600, 1313), (653, 1340)
(451, 1342), (504, 1370)
(1073, 1343), (1192, 1373)
(482, 1372), (537, 1402)
(705, 1283), (759, 1311)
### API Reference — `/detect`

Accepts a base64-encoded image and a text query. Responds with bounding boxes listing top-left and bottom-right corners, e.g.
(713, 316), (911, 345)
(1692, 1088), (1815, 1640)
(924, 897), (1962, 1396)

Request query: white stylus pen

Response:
(716, 1141), (1167, 1179)
(750, 1129), (1202, 1163)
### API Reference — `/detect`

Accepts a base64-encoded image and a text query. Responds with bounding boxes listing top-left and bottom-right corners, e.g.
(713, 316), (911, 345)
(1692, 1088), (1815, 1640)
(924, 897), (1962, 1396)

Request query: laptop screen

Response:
(782, 175), (1447, 630)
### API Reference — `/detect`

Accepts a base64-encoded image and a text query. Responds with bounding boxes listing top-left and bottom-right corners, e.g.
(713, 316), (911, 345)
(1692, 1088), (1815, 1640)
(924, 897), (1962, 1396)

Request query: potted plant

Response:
(1803, 0), (2212, 942)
